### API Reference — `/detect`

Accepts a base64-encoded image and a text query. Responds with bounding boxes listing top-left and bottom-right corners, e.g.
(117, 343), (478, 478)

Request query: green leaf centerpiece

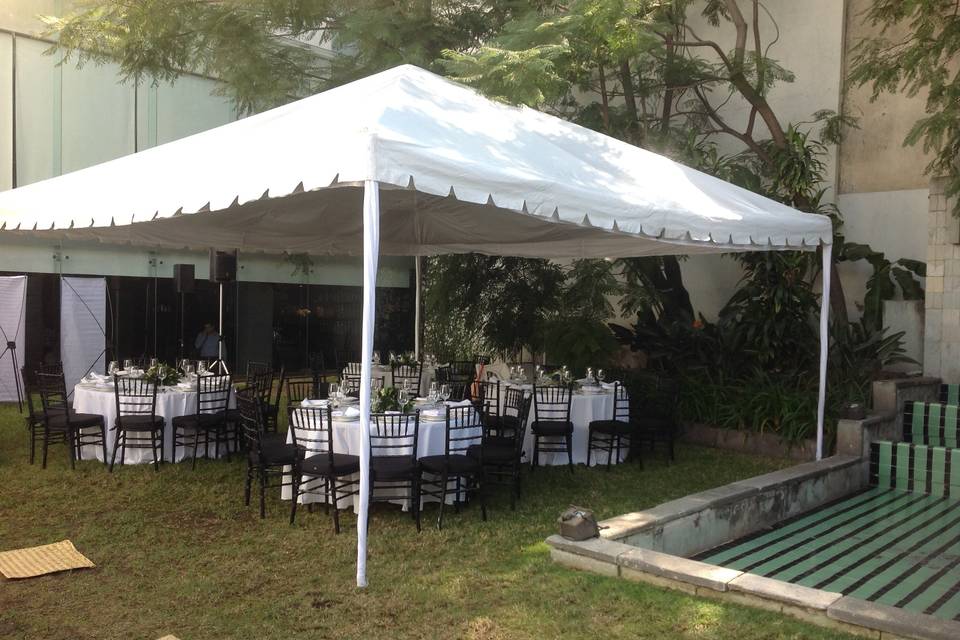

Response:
(144, 363), (181, 386)
(372, 386), (414, 414)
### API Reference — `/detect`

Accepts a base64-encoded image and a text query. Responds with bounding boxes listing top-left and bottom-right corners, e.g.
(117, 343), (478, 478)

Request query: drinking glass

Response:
(372, 350), (380, 365)
(197, 360), (208, 375)
(440, 384), (451, 403)
(149, 357), (159, 369)
(108, 361), (118, 376)
(597, 369), (606, 384)
(586, 367), (594, 383)
(398, 387), (408, 406)
(123, 359), (133, 372)
(429, 381), (438, 403)
(184, 364), (195, 377)
(329, 382), (340, 409)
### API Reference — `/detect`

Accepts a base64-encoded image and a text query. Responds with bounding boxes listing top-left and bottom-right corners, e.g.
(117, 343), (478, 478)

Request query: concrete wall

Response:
(839, 0), (932, 194)
(681, 0), (846, 320)
(680, 0), (929, 344)
(924, 178), (960, 382)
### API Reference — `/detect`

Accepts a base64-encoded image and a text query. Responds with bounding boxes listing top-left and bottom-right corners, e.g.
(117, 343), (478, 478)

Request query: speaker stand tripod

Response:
(1, 340), (24, 413)
(209, 282), (230, 375)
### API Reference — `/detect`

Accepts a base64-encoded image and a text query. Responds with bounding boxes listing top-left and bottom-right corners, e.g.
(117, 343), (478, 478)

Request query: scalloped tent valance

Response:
(0, 64), (830, 256)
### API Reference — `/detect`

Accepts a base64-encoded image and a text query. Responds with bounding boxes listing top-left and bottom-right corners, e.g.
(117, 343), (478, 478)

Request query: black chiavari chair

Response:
(289, 405), (360, 532)
(111, 376), (164, 472)
(369, 411), (421, 531)
(419, 404), (487, 529)
(237, 388), (302, 518)
(587, 382), (636, 470)
(172, 373), (232, 469)
(531, 383), (574, 472)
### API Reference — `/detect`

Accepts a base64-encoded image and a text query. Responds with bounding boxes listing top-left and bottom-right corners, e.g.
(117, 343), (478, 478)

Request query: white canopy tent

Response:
(0, 64), (832, 587)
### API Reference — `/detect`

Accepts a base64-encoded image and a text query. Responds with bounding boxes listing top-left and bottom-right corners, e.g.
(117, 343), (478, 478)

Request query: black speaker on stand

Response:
(173, 264), (195, 360)
(208, 250), (237, 374)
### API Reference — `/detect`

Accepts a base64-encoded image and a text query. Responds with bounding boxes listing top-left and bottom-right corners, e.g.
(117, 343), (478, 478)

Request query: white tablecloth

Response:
(282, 403), (480, 512)
(72, 383), (236, 464)
(499, 382), (627, 467)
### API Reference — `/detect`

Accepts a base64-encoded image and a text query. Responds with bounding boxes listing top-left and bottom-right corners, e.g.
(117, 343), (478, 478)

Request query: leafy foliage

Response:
(849, 0), (960, 212)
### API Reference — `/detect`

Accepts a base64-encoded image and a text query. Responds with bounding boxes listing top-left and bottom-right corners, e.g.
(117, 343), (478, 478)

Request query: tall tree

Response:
(44, 0), (523, 113)
(849, 0), (960, 212)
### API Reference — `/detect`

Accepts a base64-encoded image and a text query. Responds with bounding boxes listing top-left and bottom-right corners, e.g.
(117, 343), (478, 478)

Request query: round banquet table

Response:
(499, 382), (628, 467)
(281, 402), (481, 512)
(72, 382), (237, 464)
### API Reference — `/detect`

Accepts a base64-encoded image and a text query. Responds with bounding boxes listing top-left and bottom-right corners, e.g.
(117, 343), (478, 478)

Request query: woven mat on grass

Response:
(0, 540), (95, 579)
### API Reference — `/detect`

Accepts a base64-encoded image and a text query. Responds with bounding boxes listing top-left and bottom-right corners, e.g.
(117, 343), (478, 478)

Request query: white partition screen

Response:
(60, 276), (107, 392)
(0, 275), (26, 403)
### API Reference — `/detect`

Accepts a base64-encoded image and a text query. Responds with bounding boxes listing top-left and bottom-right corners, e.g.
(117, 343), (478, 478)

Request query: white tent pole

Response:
(357, 180), (380, 588)
(414, 256), (422, 359)
(816, 242), (833, 461)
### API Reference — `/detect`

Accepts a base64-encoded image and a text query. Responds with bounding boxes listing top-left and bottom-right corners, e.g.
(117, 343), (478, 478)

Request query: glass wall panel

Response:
(61, 59), (134, 173)
(14, 37), (55, 186)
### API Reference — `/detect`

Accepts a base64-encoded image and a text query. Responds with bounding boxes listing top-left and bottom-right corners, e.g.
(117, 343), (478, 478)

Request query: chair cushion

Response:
(256, 440), (301, 466)
(495, 414), (521, 431)
(531, 420), (573, 436)
(419, 454), (482, 475)
(48, 411), (104, 429)
(589, 419), (633, 436)
(466, 442), (515, 465)
(172, 412), (225, 431)
(115, 415), (164, 431)
(370, 455), (417, 481)
(301, 453), (360, 477)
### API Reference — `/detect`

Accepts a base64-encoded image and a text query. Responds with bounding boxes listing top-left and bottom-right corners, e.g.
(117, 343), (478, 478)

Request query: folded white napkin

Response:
(343, 406), (360, 418)
(601, 382), (618, 390)
(301, 398), (327, 407)
(445, 399), (473, 408)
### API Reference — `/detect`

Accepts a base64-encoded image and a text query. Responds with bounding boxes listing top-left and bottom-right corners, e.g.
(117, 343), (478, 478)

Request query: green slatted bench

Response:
(942, 383), (960, 405)
(870, 440), (960, 497)
(902, 400), (960, 448)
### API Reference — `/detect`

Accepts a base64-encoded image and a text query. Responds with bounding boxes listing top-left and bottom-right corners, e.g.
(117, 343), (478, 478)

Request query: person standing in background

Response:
(194, 322), (221, 359)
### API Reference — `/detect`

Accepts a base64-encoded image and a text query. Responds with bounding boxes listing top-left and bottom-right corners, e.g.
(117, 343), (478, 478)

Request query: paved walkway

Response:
(698, 488), (960, 621)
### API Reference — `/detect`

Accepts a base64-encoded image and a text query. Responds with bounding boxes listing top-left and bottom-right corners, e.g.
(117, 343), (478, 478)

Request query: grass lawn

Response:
(0, 404), (855, 640)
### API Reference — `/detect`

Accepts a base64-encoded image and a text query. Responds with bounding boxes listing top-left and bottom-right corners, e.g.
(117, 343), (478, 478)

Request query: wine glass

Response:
(123, 359), (133, 372)
(184, 363), (195, 378)
(329, 382), (340, 409)
(597, 369), (606, 384)
(372, 350), (380, 365)
(429, 381), (438, 403)
(108, 361), (118, 376)
(197, 360), (208, 375)
(149, 357), (159, 369)
(440, 383), (451, 403)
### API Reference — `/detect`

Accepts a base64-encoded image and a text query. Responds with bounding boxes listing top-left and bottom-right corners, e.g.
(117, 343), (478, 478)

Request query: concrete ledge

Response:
(827, 596), (960, 640)
(728, 573), (841, 611)
(600, 455), (863, 557)
(617, 547), (741, 591)
(545, 534), (633, 564)
(548, 547), (619, 578)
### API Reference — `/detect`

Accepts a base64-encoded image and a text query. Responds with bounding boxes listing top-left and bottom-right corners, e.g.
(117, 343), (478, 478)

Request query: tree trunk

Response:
(619, 60), (640, 141)
(660, 33), (675, 132)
